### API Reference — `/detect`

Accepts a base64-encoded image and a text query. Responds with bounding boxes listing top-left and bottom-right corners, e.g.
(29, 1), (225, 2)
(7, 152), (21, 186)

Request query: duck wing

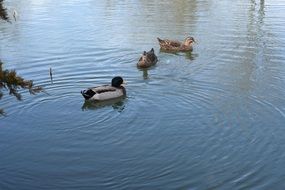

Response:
(157, 38), (181, 47)
(93, 85), (116, 93)
(167, 40), (181, 47)
(81, 85), (116, 100)
(90, 85), (117, 94)
(147, 53), (157, 63)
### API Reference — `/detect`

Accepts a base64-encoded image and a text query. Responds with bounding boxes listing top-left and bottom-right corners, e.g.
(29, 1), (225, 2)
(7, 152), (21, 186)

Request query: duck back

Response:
(137, 48), (158, 68)
(81, 85), (125, 101)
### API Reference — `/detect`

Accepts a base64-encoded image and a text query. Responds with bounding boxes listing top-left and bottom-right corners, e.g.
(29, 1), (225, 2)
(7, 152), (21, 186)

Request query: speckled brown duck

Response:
(137, 48), (158, 68)
(157, 36), (195, 52)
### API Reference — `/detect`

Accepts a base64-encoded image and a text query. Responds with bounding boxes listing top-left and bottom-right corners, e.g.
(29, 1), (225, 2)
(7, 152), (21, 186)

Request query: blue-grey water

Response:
(1, 0), (285, 189)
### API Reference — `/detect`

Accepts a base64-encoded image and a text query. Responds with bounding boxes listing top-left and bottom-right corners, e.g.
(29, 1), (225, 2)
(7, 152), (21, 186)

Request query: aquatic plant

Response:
(0, 60), (43, 116)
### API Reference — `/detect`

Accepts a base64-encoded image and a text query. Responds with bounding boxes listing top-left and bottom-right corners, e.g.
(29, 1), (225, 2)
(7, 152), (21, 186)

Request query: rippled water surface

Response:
(1, 0), (285, 189)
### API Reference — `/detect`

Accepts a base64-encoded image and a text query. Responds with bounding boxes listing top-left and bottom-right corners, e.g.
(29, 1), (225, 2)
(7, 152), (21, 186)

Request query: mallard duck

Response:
(81, 76), (126, 101)
(157, 36), (195, 52)
(137, 48), (158, 68)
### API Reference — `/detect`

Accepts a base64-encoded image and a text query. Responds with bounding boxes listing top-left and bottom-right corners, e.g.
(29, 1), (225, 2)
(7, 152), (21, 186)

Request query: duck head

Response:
(111, 76), (124, 87)
(184, 37), (196, 46)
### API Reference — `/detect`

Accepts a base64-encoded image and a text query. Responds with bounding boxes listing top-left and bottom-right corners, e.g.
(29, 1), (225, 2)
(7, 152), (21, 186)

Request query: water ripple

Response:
(1, 0), (285, 189)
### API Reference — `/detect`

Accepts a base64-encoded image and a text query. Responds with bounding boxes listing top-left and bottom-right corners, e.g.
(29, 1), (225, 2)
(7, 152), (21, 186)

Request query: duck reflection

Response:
(136, 68), (149, 80)
(142, 69), (149, 79)
(0, 60), (43, 116)
(184, 51), (197, 61)
(159, 49), (197, 61)
(81, 97), (126, 112)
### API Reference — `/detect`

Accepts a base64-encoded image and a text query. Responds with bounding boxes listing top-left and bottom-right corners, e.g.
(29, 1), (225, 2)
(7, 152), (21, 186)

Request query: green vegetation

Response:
(1, 1), (42, 116)
(0, 60), (43, 116)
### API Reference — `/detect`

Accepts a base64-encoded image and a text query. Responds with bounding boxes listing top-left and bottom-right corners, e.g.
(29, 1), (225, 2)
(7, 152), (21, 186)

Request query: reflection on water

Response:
(1, 0), (285, 189)
(81, 97), (125, 112)
(0, 60), (42, 116)
(0, 0), (9, 22)
(159, 49), (198, 60)
(142, 68), (149, 79)
(49, 67), (53, 83)
(137, 67), (150, 80)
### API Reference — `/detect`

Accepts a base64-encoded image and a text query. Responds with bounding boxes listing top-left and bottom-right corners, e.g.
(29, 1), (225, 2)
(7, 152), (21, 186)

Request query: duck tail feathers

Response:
(81, 89), (96, 100)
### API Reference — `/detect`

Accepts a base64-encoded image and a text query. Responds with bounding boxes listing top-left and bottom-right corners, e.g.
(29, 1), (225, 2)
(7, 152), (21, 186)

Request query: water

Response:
(1, 0), (285, 189)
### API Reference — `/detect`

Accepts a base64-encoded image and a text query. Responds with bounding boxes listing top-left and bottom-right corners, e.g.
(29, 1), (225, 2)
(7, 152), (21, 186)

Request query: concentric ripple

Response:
(1, 0), (285, 189)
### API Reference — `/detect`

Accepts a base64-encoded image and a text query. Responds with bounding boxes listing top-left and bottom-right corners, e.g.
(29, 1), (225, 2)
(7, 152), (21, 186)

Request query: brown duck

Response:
(157, 36), (195, 52)
(137, 48), (158, 68)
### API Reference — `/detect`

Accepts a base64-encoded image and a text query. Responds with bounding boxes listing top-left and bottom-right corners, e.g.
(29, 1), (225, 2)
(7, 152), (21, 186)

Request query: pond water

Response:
(1, 0), (285, 189)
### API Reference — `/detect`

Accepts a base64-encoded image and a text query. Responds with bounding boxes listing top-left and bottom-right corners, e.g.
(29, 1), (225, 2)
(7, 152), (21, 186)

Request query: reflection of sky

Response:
(1, 0), (285, 73)
(1, 0), (202, 60)
(1, 2), (285, 189)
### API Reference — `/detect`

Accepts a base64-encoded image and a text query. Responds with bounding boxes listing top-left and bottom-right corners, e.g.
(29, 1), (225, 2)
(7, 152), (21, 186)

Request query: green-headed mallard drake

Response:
(157, 36), (195, 52)
(137, 48), (158, 68)
(81, 76), (126, 101)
